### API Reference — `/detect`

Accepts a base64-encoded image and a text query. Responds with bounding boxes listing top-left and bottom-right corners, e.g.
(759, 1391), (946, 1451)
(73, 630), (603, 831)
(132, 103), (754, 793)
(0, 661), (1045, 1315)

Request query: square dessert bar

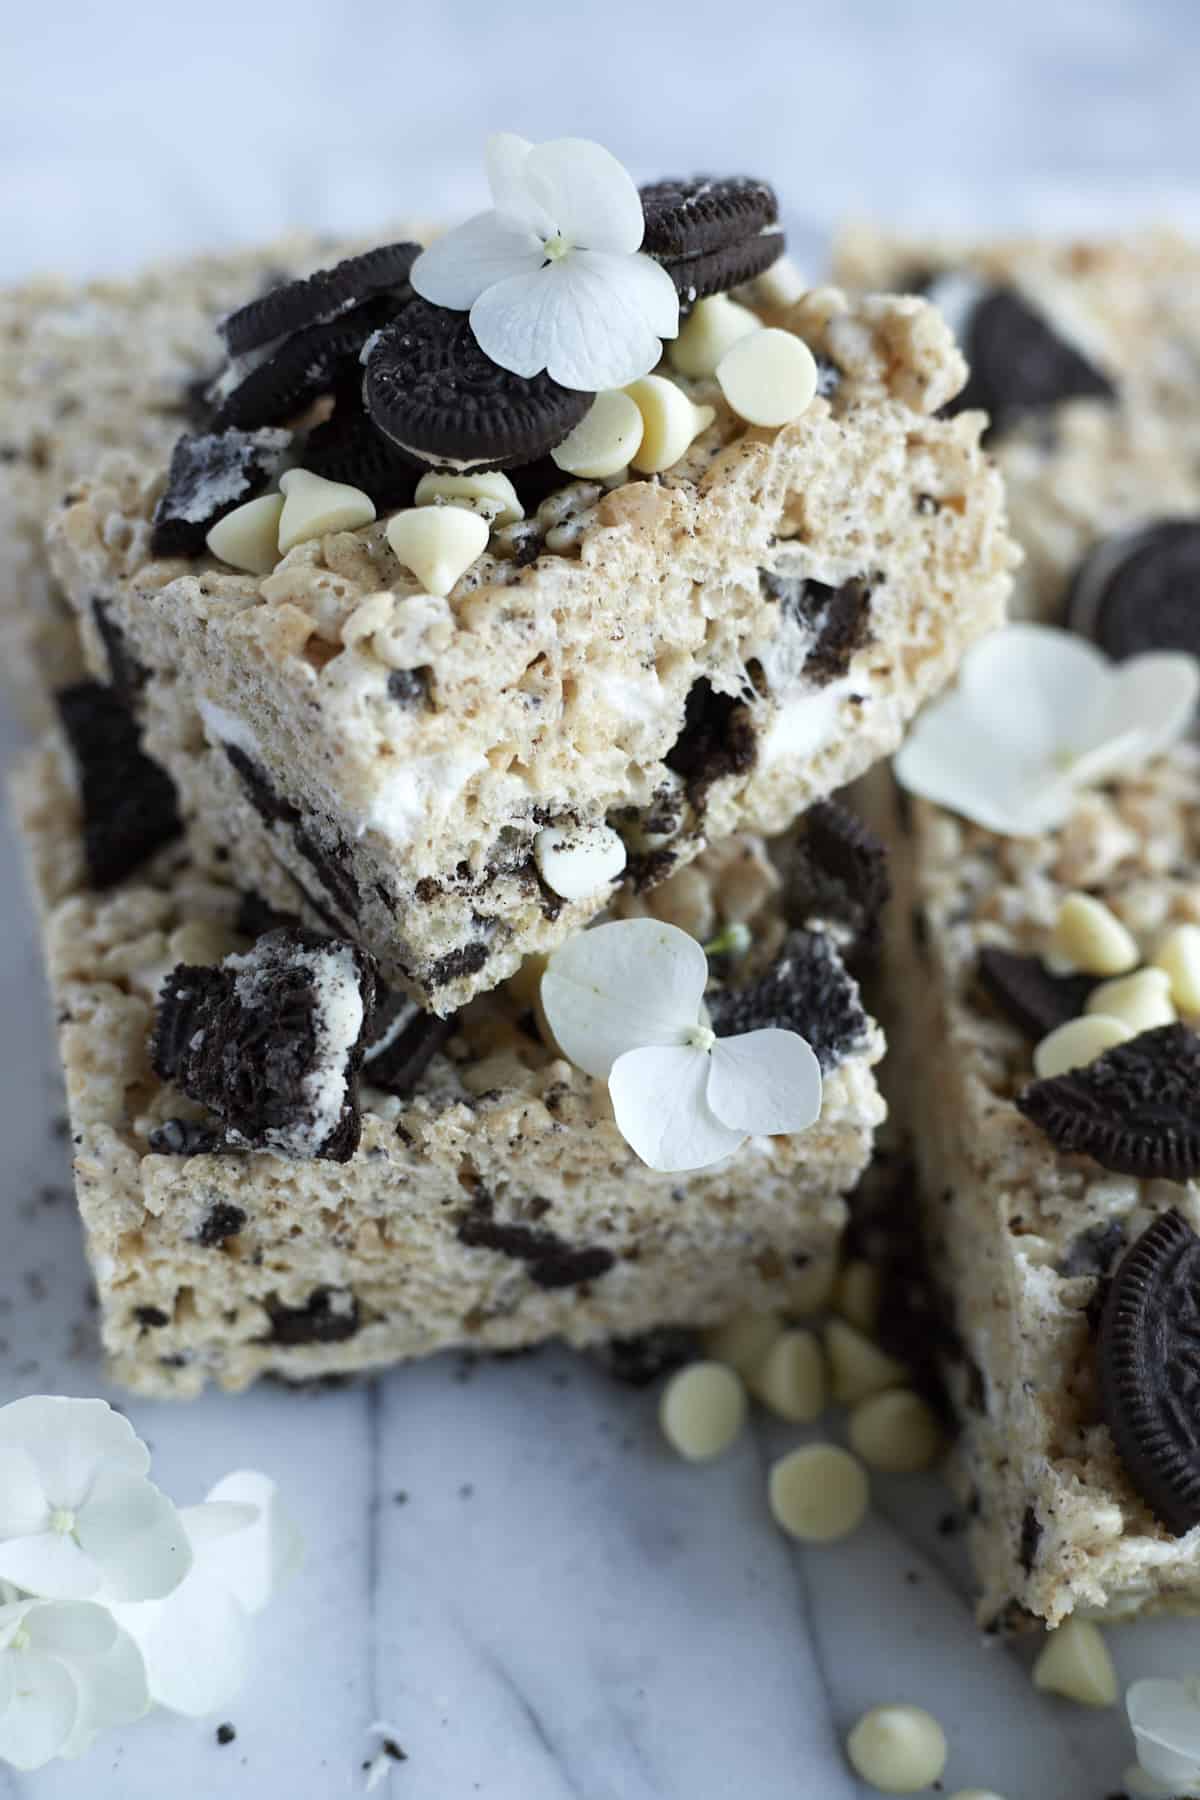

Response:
(833, 227), (1200, 621)
(866, 754), (1200, 1632)
(49, 283), (1014, 1013)
(0, 233), (391, 728)
(14, 723), (886, 1398)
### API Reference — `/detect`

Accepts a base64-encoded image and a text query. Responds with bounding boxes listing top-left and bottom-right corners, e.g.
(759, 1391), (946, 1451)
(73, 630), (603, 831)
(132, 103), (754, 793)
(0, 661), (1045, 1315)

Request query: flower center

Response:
(684, 1023), (717, 1054)
(10, 1625), (30, 1653)
(49, 1507), (76, 1536)
(542, 232), (571, 262)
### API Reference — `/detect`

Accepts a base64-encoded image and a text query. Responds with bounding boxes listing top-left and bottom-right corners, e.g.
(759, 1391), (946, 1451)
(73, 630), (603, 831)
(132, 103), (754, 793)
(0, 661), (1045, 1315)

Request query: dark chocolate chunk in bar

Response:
(91, 600), (148, 703)
(640, 175), (783, 303)
(266, 1286), (360, 1345)
(977, 946), (1097, 1041)
(222, 747), (360, 923)
(664, 678), (757, 812)
(196, 1203), (247, 1247)
(1016, 1022), (1200, 1180)
(457, 1194), (615, 1289)
(1058, 1219), (1125, 1280)
(56, 681), (182, 888)
(147, 1117), (221, 1157)
(954, 286), (1115, 431)
(708, 928), (869, 1072)
(363, 994), (454, 1097)
(386, 667), (431, 707)
(784, 799), (890, 953)
(152, 926), (376, 1162)
(1065, 518), (1200, 662)
(760, 570), (874, 685)
(1017, 1504), (1043, 1574)
(1099, 1209), (1200, 1533)
(220, 242), (420, 355)
(150, 427), (291, 558)
(597, 1327), (700, 1387)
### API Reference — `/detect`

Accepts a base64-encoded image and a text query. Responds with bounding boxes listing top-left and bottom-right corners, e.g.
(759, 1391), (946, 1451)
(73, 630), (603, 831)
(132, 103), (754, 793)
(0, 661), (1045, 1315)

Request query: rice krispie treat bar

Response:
(49, 151), (1014, 1015)
(0, 232), (398, 728)
(833, 226), (1200, 621)
(15, 723), (886, 1398)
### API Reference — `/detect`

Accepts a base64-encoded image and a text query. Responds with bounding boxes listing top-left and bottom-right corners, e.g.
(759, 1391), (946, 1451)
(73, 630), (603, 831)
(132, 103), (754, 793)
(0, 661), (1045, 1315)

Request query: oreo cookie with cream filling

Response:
(1065, 518), (1200, 661)
(152, 926), (377, 1163)
(208, 294), (406, 431)
(1016, 1022), (1200, 1179)
(56, 681), (182, 888)
(150, 427), (291, 558)
(363, 301), (592, 472)
(640, 176), (784, 304)
(219, 242), (420, 356)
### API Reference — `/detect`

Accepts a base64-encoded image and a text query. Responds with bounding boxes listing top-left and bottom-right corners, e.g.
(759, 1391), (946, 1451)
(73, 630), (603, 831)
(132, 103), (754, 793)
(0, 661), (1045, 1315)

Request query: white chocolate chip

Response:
(788, 1257), (838, 1315)
(1032, 1013), (1132, 1079)
(825, 1318), (907, 1406)
(1086, 967), (1176, 1033)
(1051, 893), (1139, 976)
(206, 492), (285, 574)
(624, 375), (716, 473)
(668, 294), (761, 380)
(277, 468), (375, 553)
(769, 1443), (869, 1542)
(835, 1258), (882, 1333)
(748, 253), (807, 310)
(702, 1310), (782, 1380)
(848, 1389), (944, 1474)
(414, 470), (523, 526)
(1153, 922), (1200, 1014)
(659, 1361), (747, 1461)
(551, 390), (645, 478)
(385, 506), (490, 598)
(846, 1706), (948, 1794)
(1031, 1617), (1117, 1708)
(749, 1328), (826, 1423)
(716, 327), (818, 427)
(533, 824), (627, 901)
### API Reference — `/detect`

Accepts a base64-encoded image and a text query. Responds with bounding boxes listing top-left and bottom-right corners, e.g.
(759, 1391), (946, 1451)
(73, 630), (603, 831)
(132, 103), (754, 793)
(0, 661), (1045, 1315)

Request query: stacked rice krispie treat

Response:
(842, 226), (1200, 1630)
(10, 140), (1017, 1393)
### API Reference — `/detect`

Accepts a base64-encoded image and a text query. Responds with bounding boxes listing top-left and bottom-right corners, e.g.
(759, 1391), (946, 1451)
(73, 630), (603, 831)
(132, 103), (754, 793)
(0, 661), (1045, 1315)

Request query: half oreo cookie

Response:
(1016, 1021), (1200, 1179)
(219, 242), (420, 355)
(1065, 518), (1200, 661)
(952, 285), (1115, 430)
(640, 175), (784, 303)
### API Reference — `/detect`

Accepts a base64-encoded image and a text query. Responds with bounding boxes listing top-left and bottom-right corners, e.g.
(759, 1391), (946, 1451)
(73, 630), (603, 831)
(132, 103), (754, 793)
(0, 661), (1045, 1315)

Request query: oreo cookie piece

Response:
(760, 570), (874, 685)
(1016, 1022), (1200, 1179)
(219, 242), (420, 355)
(1099, 1209), (1200, 1532)
(56, 682), (182, 888)
(952, 286), (1115, 431)
(709, 928), (869, 1072)
(150, 427), (291, 558)
(303, 384), (419, 510)
(784, 799), (891, 955)
(210, 295), (404, 431)
(640, 175), (783, 304)
(1065, 519), (1200, 661)
(363, 301), (592, 472)
(152, 926), (377, 1162)
(977, 946), (1097, 1040)
(663, 677), (757, 813)
(362, 993), (454, 1098)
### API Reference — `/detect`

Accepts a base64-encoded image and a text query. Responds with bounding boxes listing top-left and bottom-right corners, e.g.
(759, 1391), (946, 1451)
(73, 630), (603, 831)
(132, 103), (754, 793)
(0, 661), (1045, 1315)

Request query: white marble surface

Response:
(4, 1), (1200, 1793)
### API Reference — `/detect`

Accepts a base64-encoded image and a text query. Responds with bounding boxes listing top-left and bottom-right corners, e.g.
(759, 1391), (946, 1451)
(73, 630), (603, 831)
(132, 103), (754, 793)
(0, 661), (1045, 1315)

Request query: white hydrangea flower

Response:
(0, 1397), (190, 1603)
(540, 918), (822, 1172)
(894, 623), (1199, 837)
(112, 1471), (302, 1716)
(1126, 1676), (1200, 1797)
(0, 1591), (149, 1770)
(411, 133), (680, 391)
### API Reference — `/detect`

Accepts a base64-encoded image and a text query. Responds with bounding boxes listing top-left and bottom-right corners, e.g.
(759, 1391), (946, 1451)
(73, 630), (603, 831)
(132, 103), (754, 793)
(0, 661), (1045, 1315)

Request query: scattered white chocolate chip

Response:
(624, 375), (716, 473)
(747, 254), (807, 310)
(1031, 1617), (1117, 1708)
(789, 1256), (838, 1315)
(1086, 967), (1176, 1033)
(846, 1706), (948, 1795)
(1050, 893), (1139, 977)
(533, 824), (627, 901)
(835, 1259), (882, 1334)
(277, 468), (376, 554)
(413, 470), (523, 526)
(716, 327), (818, 427)
(386, 507), (490, 598)
(1153, 921), (1200, 1014)
(206, 492), (285, 574)
(750, 1328), (826, 1423)
(703, 1310), (782, 1380)
(659, 1361), (747, 1462)
(1032, 1013), (1132, 1080)
(848, 1389), (944, 1474)
(768, 1443), (869, 1542)
(551, 390), (644, 478)
(668, 294), (761, 379)
(825, 1319), (907, 1406)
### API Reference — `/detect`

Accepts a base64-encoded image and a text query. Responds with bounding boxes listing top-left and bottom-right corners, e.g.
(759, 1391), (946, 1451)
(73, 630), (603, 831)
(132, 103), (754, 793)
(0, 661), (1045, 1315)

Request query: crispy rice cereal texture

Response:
(47, 284), (1015, 1011)
(14, 737), (884, 1398)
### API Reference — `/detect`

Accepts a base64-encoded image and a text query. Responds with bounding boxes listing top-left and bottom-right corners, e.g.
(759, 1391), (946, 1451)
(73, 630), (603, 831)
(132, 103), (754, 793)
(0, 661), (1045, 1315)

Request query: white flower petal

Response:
(22, 1600), (115, 1659)
(78, 1470), (191, 1603)
(706, 1029), (823, 1137)
(541, 918), (708, 1079)
(0, 1649), (81, 1771)
(1128, 1678), (1200, 1787)
(523, 137), (646, 255)
(1082, 651), (1200, 773)
(115, 1582), (250, 1716)
(0, 1447), (49, 1537)
(0, 1644), (13, 1717)
(0, 1396), (148, 1509)
(0, 1531), (99, 1600)
(410, 212), (546, 312)
(179, 1502), (260, 1549)
(484, 132), (551, 234)
(609, 1044), (746, 1172)
(61, 1623), (150, 1757)
(199, 1471), (304, 1615)
(471, 251), (670, 390)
